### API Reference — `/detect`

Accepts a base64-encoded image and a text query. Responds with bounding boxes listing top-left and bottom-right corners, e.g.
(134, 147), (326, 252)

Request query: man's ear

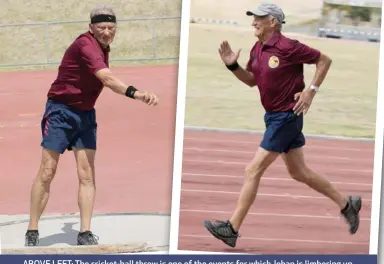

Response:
(88, 24), (93, 34)
(271, 17), (278, 28)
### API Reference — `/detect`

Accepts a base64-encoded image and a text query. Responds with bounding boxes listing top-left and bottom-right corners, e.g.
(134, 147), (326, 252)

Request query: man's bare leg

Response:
(26, 148), (60, 246)
(281, 147), (347, 209)
(229, 147), (280, 230)
(204, 147), (280, 247)
(281, 147), (361, 234)
(74, 148), (99, 245)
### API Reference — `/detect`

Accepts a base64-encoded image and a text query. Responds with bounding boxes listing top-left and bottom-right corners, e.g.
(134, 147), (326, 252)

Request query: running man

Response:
(203, 3), (361, 248)
(25, 6), (159, 246)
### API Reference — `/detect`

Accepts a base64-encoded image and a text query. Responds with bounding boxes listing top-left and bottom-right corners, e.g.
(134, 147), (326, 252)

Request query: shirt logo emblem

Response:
(268, 55), (279, 68)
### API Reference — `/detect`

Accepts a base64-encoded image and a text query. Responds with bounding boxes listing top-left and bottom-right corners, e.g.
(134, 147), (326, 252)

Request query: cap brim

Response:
(246, 9), (286, 24)
(246, 8), (269, 17)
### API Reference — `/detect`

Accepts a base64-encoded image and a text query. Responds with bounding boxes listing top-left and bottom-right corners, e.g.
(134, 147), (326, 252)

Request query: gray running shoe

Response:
(341, 196), (362, 234)
(25, 230), (39, 247)
(77, 231), (99, 245)
(203, 220), (239, 248)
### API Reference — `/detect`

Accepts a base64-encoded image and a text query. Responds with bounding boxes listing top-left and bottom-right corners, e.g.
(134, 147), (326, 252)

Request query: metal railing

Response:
(0, 16), (181, 68)
(318, 23), (381, 41)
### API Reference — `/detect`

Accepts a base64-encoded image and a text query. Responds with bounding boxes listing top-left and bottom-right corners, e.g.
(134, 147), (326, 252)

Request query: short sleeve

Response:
(288, 40), (321, 64)
(78, 40), (108, 74)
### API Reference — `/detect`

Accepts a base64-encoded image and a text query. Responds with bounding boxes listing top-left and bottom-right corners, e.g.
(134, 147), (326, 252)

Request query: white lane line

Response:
(180, 209), (371, 221)
(181, 189), (372, 202)
(183, 159), (373, 174)
(0, 92), (27, 96)
(183, 147), (371, 162)
(18, 113), (39, 117)
(182, 173), (373, 187)
(184, 137), (372, 152)
(180, 234), (369, 245)
(184, 126), (374, 142)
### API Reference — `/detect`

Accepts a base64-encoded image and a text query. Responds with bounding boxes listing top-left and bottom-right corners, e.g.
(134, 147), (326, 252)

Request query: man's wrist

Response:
(226, 61), (240, 71)
(125, 86), (138, 99)
(309, 84), (319, 93)
(133, 91), (142, 99)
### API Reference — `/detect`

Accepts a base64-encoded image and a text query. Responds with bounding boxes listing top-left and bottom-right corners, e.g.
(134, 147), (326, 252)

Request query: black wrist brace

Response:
(226, 61), (240, 71)
(125, 86), (138, 99)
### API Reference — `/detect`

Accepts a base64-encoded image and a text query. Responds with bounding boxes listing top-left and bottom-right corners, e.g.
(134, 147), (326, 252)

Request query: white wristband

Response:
(310, 85), (319, 92)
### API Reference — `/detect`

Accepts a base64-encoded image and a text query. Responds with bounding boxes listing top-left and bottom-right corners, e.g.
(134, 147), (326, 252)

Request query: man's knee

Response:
(244, 165), (264, 182)
(75, 149), (95, 185)
(40, 167), (57, 184)
(245, 147), (278, 180)
(283, 148), (309, 182)
(39, 149), (59, 184)
(77, 164), (95, 185)
(287, 165), (308, 182)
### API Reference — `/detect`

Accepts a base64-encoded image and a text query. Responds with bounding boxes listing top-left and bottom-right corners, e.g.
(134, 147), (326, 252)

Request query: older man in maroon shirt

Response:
(203, 3), (362, 248)
(25, 6), (159, 247)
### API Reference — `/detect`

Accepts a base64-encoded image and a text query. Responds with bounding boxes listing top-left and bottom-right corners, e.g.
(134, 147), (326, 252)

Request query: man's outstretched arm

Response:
(95, 68), (159, 106)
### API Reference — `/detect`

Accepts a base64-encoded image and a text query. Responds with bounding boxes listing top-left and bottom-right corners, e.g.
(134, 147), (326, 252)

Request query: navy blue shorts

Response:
(260, 111), (305, 153)
(40, 99), (97, 154)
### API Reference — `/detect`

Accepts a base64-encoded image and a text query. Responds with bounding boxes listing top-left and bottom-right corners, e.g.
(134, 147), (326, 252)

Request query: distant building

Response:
(318, 0), (382, 42)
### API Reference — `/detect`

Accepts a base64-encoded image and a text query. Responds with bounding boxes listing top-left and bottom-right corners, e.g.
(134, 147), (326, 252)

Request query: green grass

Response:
(184, 24), (380, 138)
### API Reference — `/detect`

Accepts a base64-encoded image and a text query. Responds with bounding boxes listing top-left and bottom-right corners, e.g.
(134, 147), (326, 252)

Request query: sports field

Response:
(184, 0), (380, 138)
(184, 23), (380, 138)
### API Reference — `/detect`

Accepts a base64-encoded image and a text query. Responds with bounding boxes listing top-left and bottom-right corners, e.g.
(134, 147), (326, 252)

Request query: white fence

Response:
(0, 16), (181, 68)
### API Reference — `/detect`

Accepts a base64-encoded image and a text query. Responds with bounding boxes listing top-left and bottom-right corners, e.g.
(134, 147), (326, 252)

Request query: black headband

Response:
(91, 14), (116, 24)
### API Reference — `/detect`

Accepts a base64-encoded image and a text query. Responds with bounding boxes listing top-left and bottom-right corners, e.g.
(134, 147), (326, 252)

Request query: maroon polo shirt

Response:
(246, 31), (321, 112)
(47, 31), (110, 111)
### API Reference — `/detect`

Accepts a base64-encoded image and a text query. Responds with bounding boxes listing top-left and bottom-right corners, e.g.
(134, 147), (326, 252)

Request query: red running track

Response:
(0, 65), (177, 215)
(177, 129), (374, 254)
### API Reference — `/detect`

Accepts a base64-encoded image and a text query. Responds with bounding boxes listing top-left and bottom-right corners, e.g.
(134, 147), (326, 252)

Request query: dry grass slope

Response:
(0, 0), (181, 23)
(190, 0), (323, 26)
(0, 0), (181, 70)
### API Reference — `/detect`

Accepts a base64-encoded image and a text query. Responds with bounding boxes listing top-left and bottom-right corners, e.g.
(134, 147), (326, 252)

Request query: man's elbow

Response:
(95, 68), (114, 87)
(101, 76), (114, 88)
(325, 54), (332, 67)
(247, 82), (256, 87)
(320, 53), (332, 67)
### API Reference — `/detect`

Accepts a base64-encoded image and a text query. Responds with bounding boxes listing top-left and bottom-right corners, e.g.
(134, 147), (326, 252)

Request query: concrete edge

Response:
(0, 212), (170, 227)
(141, 245), (169, 252)
(184, 126), (375, 142)
(2, 243), (149, 255)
